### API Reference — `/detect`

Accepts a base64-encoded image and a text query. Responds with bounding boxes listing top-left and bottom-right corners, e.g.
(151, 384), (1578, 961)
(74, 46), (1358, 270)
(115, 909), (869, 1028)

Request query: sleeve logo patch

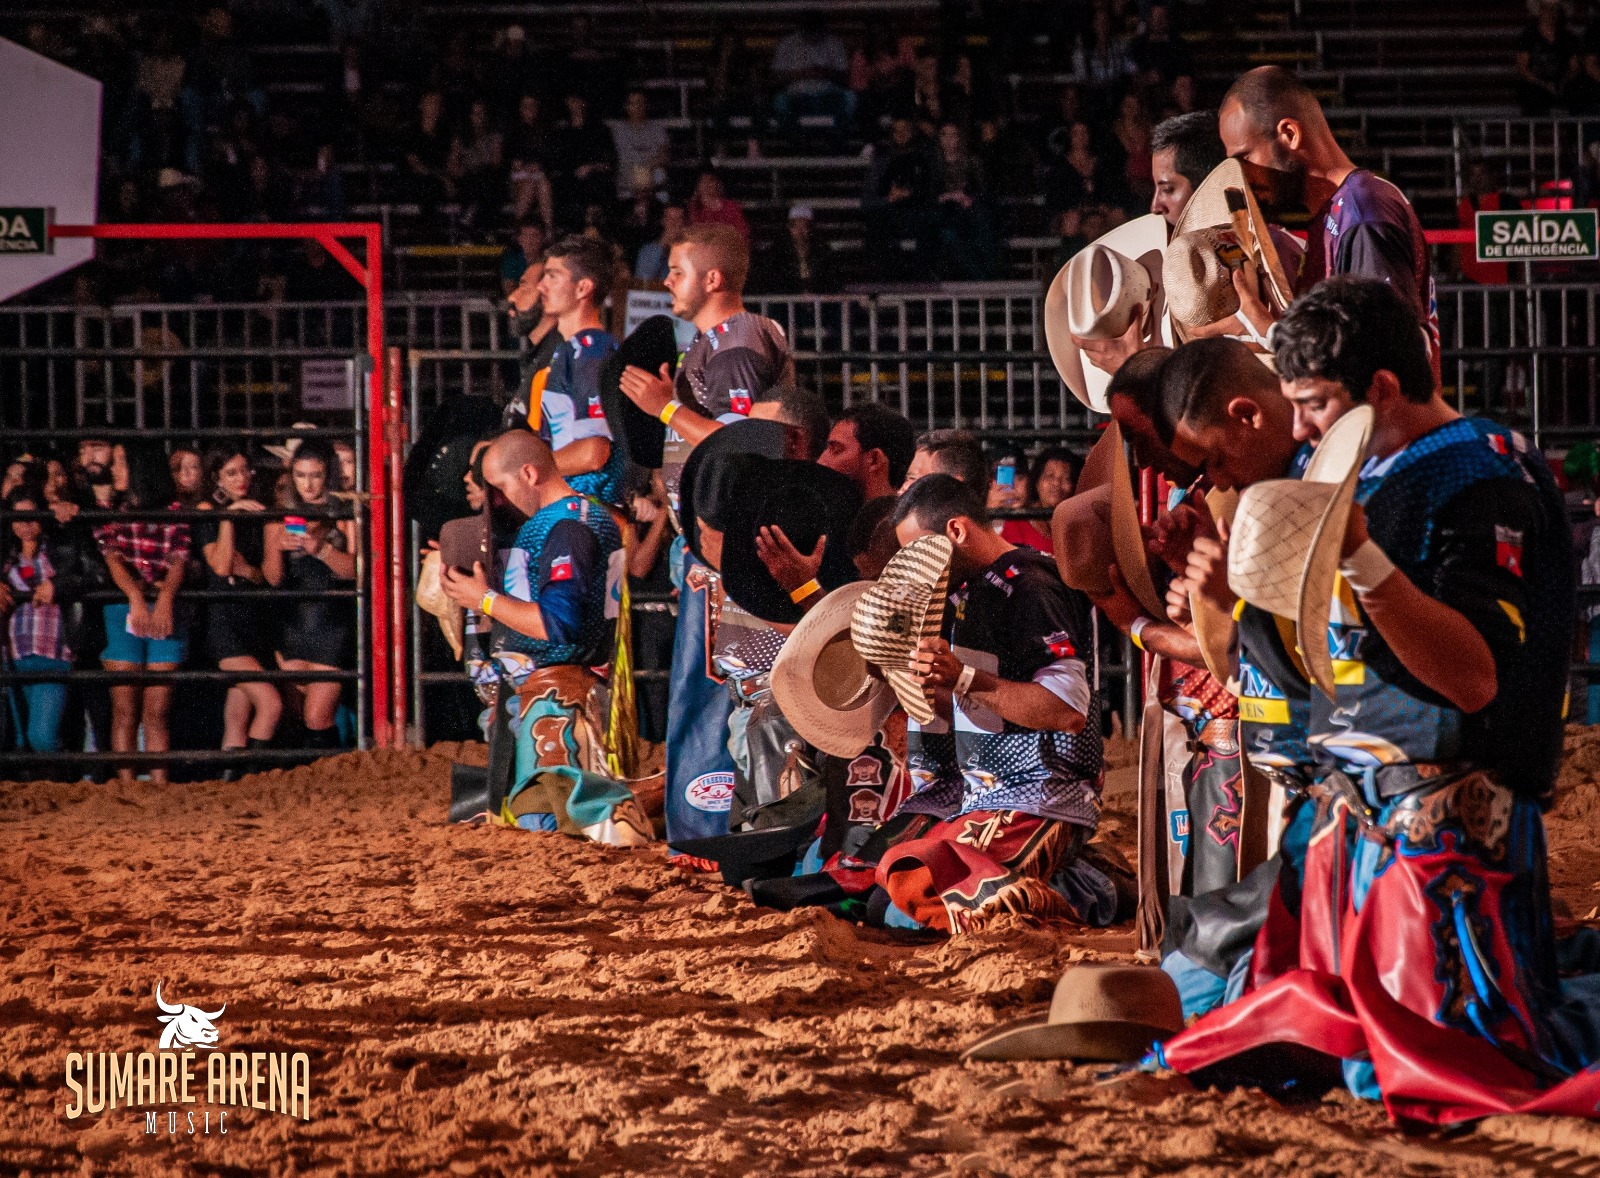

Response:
(728, 389), (752, 415)
(1494, 525), (1524, 576)
(587, 395), (605, 419)
(1487, 433), (1510, 457)
(1044, 630), (1077, 658)
(549, 554), (575, 582)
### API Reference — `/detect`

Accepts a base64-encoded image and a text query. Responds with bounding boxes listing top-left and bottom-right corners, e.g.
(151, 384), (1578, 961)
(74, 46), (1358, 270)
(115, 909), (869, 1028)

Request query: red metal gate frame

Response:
(47, 221), (406, 749)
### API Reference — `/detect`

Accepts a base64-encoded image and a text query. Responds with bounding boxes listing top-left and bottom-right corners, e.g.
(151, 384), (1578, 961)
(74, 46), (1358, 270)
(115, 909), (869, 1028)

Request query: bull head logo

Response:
(154, 983), (226, 1050)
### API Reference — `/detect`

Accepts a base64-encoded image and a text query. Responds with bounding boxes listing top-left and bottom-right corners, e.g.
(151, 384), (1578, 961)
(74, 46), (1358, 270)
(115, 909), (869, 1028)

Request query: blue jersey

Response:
(540, 329), (624, 504)
(1310, 417), (1570, 799)
(497, 495), (622, 670)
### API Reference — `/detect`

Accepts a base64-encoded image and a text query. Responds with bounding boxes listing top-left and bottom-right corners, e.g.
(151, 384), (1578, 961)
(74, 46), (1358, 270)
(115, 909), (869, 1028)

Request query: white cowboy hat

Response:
(771, 582), (896, 758)
(961, 963), (1184, 1061)
(1164, 159), (1293, 337)
(1045, 214), (1172, 414)
(415, 550), (465, 661)
(1228, 406), (1374, 699)
(850, 535), (953, 725)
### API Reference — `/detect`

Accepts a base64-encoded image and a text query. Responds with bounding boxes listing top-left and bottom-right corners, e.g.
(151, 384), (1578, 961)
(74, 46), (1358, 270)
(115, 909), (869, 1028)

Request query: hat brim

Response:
(680, 418), (788, 567)
(851, 536), (951, 725)
(1170, 160), (1294, 320)
(598, 316), (680, 468)
(1045, 214), (1173, 413)
(772, 583), (899, 757)
(1103, 422), (1166, 618)
(1296, 406), (1375, 700)
(1189, 488), (1240, 688)
(669, 818), (821, 866)
(717, 460), (863, 624)
(961, 1016), (1180, 1062)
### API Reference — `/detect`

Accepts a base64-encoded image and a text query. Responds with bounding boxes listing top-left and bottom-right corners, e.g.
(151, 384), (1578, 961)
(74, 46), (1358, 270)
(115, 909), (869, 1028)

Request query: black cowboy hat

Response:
(715, 459), (862, 625)
(680, 418), (788, 565)
(597, 315), (680, 469)
(668, 780), (826, 888)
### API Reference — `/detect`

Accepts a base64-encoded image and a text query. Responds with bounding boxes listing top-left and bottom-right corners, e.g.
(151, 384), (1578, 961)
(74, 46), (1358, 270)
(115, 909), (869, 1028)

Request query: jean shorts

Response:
(102, 602), (189, 666)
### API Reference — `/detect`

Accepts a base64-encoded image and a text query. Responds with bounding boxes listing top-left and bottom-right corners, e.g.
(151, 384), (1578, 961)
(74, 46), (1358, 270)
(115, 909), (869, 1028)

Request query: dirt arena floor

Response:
(8, 732), (1600, 1176)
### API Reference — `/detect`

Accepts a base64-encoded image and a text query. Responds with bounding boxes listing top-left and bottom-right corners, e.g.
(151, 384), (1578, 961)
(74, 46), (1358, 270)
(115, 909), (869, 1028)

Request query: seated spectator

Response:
(977, 115), (1040, 205)
(1517, 0), (1578, 116)
(862, 117), (938, 281)
(910, 47), (961, 133)
(549, 94), (614, 228)
(772, 15), (856, 141)
(901, 428), (988, 490)
(506, 95), (556, 233)
(3, 489), (94, 760)
(1045, 122), (1126, 219)
(634, 204), (686, 283)
(451, 98), (505, 231)
(687, 169), (749, 242)
(263, 441), (357, 752)
(1130, 5), (1193, 89)
(932, 122), (999, 280)
(94, 444), (191, 786)
(766, 205), (839, 294)
(1112, 92), (1155, 211)
(1049, 207), (1111, 274)
(611, 90), (670, 204)
(852, 31), (914, 131)
(403, 90), (454, 231)
(196, 447), (280, 779)
(1075, 7), (1136, 94)
(501, 222), (546, 299)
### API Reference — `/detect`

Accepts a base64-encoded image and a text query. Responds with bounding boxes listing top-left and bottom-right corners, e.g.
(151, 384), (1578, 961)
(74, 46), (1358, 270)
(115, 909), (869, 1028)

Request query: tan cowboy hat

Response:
(850, 535), (953, 726)
(264, 422), (319, 466)
(772, 582), (896, 758)
(1188, 486), (1240, 687)
(1045, 214), (1171, 414)
(1228, 406), (1374, 699)
(1164, 159), (1293, 336)
(961, 963), (1184, 1061)
(1051, 422), (1164, 617)
(415, 549), (465, 660)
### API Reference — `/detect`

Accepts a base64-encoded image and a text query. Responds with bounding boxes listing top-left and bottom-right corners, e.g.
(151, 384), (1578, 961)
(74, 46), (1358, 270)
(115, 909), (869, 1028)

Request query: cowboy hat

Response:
(772, 582), (897, 758)
(1045, 214), (1171, 414)
(850, 535), (953, 725)
(1188, 486), (1240, 688)
(961, 963), (1184, 1061)
(415, 550), (465, 660)
(679, 418), (788, 567)
(1050, 421), (1162, 615)
(264, 422), (320, 466)
(1164, 159), (1293, 337)
(598, 315), (680, 468)
(1228, 405), (1374, 699)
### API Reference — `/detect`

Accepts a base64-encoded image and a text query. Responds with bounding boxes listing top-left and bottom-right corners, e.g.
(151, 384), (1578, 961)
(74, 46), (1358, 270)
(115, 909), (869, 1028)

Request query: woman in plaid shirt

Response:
(2, 488), (95, 758)
(93, 445), (191, 785)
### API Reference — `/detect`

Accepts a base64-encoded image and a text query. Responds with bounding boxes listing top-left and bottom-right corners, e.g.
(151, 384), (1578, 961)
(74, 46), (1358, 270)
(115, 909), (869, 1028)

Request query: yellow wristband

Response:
(658, 401), (679, 427)
(1129, 616), (1151, 651)
(480, 591), (497, 618)
(789, 578), (821, 604)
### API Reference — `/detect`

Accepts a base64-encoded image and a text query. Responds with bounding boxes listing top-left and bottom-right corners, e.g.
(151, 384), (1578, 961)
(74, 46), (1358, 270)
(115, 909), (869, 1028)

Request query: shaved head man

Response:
(1219, 66), (1437, 368)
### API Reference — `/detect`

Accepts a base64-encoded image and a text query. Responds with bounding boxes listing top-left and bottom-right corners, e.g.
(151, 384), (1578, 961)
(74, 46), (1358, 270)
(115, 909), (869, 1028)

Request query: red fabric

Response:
(999, 518), (1052, 554)
(1458, 194), (1508, 285)
(1164, 800), (1600, 1124)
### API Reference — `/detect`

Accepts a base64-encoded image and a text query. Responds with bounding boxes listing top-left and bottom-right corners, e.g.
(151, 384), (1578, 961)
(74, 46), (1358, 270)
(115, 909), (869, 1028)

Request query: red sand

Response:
(6, 732), (1600, 1175)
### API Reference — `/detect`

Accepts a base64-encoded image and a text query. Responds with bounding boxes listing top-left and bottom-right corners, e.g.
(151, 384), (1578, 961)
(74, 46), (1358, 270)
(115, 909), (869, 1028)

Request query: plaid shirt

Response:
(5, 550), (69, 662)
(94, 502), (191, 592)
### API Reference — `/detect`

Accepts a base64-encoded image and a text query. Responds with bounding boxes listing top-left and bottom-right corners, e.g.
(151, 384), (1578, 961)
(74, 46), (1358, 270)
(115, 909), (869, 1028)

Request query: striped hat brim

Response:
(850, 535), (952, 722)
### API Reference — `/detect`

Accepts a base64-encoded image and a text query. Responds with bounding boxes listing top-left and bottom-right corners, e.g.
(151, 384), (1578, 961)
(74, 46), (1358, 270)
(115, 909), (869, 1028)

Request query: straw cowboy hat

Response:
(961, 963), (1184, 1061)
(415, 550), (465, 660)
(1045, 214), (1171, 414)
(1051, 422), (1165, 618)
(1228, 405), (1374, 699)
(850, 535), (953, 725)
(772, 582), (896, 758)
(1164, 159), (1294, 338)
(1188, 486), (1240, 688)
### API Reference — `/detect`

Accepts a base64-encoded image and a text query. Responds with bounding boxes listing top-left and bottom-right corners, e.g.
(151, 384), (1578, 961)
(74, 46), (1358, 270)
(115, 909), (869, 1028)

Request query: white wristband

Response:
(954, 664), (977, 697)
(1340, 539), (1396, 596)
(1129, 616), (1152, 651)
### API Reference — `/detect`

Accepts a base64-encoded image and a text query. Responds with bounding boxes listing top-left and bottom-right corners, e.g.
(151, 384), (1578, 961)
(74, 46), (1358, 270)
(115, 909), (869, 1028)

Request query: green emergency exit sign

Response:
(0, 207), (53, 255)
(1476, 209), (1599, 262)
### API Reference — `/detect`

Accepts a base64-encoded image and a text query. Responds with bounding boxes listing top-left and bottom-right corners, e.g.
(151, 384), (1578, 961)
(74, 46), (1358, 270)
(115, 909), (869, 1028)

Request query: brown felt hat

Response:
(961, 963), (1184, 1062)
(1188, 486), (1240, 689)
(1051, 422), (1163, 617)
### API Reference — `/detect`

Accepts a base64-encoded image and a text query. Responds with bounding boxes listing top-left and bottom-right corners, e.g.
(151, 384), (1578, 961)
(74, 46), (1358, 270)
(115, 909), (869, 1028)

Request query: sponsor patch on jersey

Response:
(847, 788), (882, 823)
(1169, 809), (1190, 857)
(728, 389), (752, 415)
(685, 771), (735, 812)
(846, 754), (884, 787)
(1495, 525), (1524, 576)
(549, 554), (574, 582)
(1487, 433), (1509, 457)
(587, 394), (605, 419)
(1044, 630), (1076, 658)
